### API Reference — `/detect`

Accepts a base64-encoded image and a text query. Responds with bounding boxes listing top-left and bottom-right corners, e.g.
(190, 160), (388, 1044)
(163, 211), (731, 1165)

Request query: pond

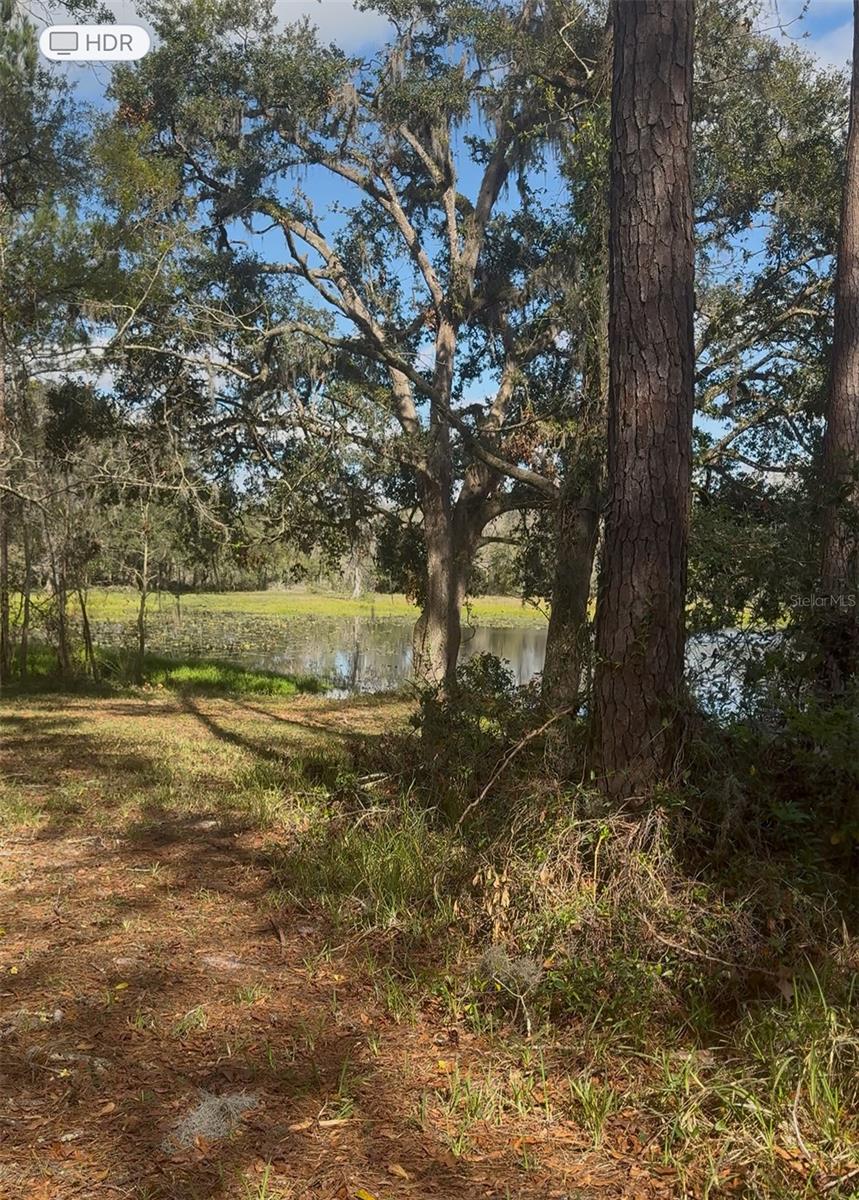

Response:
(91, 608), (548, 693)
(259, 618), (552, 694)
(91, 604), (760, 709)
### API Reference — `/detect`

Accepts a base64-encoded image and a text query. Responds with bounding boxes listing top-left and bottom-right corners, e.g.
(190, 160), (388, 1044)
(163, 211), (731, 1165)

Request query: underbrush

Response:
(270, 798), (468, 933)
(0, 643), (321, 698)
(267, 654), (859, 1195)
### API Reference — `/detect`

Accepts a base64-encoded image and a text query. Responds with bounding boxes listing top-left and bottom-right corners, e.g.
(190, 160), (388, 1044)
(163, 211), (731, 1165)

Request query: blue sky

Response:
(31, 0), (857, 69)
(774, 0), (855, 67)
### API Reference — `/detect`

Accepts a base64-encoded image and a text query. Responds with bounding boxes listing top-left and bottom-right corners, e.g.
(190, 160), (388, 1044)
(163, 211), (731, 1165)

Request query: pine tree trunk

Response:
(593, 0), (696, 797)
(818, 0), (859, 694)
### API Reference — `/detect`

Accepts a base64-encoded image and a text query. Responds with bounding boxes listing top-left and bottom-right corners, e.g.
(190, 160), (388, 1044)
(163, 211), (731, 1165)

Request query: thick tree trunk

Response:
(593, 0), (696, 797)
(412, 473), (494, 690)
(818, 0), (859, 695)
(542, 482), (600, 709)
(413, 479), (461, 687)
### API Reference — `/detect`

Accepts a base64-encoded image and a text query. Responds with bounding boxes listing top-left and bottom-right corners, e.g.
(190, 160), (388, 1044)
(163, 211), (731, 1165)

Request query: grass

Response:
(141, 653), (321, 697)
(568, 1073), (619, 1147)
(269, 799), (467, 933)
(2, 688), (857, 1197)
(72, 586), (546, 626)
(172, 1005), (209, 1037)
(71, 587), (762, 629)
(264, 771), (859, 1195)
(1, 643), (322, 698)
(235, 983), (270, 1005)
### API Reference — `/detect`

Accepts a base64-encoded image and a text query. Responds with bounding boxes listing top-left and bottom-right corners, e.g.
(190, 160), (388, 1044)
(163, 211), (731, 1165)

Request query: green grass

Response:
(172, 1005), (208, 1037)
(269, 800), (467, 933)
(140, 653), (321, 696)
(73, 586), (545, 625)
(1, 643), (321, 698)
(266, 777), (859, 1195)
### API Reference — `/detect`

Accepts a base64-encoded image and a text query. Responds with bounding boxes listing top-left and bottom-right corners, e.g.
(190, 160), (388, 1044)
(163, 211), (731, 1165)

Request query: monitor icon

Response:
(48, 30), (78, 54)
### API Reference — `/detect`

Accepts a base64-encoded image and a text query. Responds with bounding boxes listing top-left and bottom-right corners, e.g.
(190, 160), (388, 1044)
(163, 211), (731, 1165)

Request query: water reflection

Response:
(253, 617), (549, 693)
(247, 617), (740, 705)
(92, 609), (749, 708)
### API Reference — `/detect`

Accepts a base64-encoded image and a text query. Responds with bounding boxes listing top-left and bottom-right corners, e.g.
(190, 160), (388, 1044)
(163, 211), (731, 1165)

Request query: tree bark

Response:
(542, 481), (600, 708)
(413, 475), (460, 687)
(55, 569), (71, 677)
(593, 0), (696, 797)
(542, 16), (611, 713)
(542, 281), (608, 712)
(135, 499), (151, 686)
(18, 521), (31, 679)
(412, 462), (499, 689)
(78, 586), (98, 681)
(818, 0), (859, 695)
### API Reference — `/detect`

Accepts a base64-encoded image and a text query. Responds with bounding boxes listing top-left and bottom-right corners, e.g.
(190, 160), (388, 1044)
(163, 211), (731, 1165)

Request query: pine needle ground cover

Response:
(1, 691), (857, 1199)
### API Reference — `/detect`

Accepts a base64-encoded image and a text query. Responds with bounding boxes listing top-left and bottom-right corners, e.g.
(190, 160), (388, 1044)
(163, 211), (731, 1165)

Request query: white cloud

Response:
(273, 1), (391, 49)
(761, 0), (853, 70)
(805, 18), (853, 67)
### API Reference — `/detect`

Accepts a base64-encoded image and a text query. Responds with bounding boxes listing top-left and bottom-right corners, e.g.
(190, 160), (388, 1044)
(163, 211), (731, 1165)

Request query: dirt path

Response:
(0, 696), (667, 1200)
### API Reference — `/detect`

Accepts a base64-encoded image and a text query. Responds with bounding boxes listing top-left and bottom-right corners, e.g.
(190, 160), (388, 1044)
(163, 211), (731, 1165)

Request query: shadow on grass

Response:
(176, 694), (384, 794)
(0, 799), (558, 1200)
(0, 709), (161, 833)
(3, 688), (858, 1195)
(0, 645), (324, 702)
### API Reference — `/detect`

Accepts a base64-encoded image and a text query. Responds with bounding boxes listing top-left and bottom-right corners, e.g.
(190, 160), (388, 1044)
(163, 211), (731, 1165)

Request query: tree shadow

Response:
(0, 814), (588, 1200)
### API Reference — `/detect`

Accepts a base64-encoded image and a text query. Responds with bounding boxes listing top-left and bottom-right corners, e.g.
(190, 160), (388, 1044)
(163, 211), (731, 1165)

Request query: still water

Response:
(93, 607), (746, 705)
(95, 610), (549, 692)
(257, 617), (550, 693)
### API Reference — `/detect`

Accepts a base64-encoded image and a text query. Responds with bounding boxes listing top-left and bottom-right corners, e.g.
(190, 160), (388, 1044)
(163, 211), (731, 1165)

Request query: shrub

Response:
(380, 653), (548, 823)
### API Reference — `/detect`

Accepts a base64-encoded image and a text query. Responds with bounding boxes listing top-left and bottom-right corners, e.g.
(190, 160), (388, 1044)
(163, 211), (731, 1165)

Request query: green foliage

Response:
(374, 514), (426, 602)
(691, 695), (859, 866)
(406, 653), (545, 822)
(43, 382), (117, 458)
(3, 641), (319, 698)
